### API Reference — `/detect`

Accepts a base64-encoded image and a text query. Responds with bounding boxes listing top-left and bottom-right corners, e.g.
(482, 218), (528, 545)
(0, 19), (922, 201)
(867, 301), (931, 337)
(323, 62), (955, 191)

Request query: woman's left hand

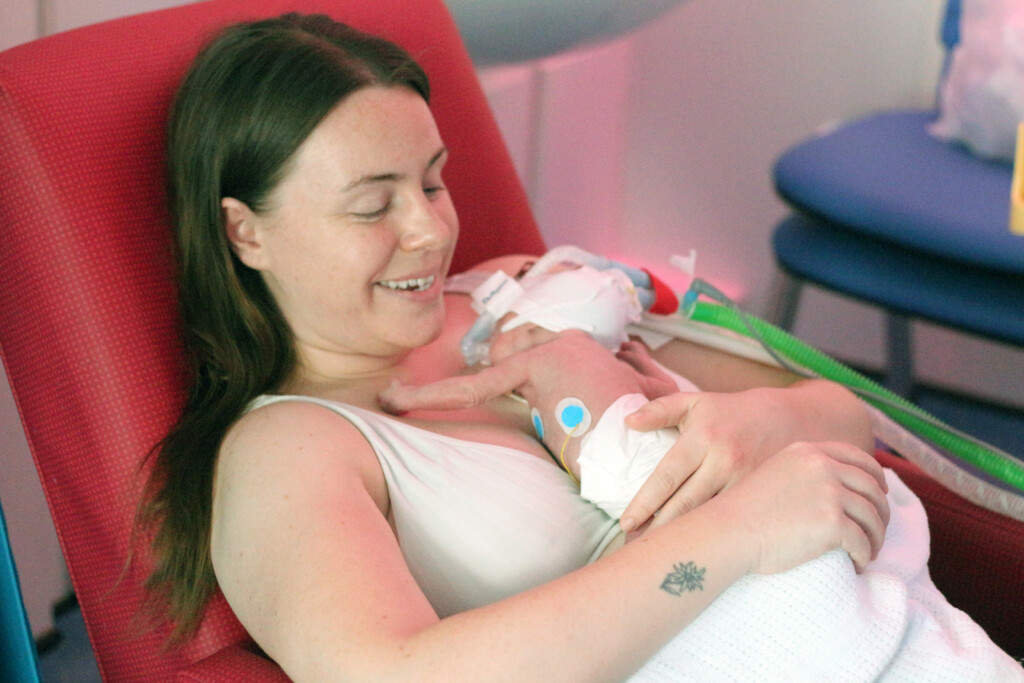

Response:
(618, 380), (875, 535)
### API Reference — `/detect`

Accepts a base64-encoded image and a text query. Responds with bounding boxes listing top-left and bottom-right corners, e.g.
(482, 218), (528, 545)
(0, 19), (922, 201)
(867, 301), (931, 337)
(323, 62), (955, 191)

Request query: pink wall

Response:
(480, 0), (1024, 409)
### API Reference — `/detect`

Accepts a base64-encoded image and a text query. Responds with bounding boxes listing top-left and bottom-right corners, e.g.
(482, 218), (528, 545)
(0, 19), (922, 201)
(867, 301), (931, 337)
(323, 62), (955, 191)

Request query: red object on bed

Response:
(0, 1), (1019, 680)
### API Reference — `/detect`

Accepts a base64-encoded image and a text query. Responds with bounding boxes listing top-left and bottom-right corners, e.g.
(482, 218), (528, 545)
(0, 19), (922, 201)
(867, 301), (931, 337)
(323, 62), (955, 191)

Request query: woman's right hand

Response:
(712, 441), (890, 575)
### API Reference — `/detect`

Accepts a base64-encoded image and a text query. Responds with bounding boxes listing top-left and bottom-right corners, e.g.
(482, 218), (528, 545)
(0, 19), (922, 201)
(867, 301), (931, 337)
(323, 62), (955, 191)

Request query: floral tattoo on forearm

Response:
(660, 561), (706, 595)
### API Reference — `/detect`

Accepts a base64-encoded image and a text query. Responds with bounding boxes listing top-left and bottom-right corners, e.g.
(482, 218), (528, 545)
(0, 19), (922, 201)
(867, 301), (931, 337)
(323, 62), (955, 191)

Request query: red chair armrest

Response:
(176, 645), (290, 682)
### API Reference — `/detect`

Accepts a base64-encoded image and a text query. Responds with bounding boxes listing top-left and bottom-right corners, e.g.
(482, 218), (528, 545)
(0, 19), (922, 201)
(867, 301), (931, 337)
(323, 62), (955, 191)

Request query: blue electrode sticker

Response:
(531, 407), (545, 440)
(555, 397), (592, 436)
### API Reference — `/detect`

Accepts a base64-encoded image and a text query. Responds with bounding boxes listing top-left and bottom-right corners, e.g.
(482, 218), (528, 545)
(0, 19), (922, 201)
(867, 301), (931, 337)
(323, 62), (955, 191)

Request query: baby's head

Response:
(500, 265), (643, 350)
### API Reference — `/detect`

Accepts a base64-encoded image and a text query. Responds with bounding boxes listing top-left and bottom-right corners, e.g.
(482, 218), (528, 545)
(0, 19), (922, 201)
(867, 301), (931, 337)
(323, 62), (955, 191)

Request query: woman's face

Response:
(226, 86), (459, 374)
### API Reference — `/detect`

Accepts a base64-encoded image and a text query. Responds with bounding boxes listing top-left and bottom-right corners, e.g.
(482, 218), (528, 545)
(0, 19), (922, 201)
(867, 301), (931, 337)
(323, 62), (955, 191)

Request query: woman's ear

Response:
(222, 197), (267, 269)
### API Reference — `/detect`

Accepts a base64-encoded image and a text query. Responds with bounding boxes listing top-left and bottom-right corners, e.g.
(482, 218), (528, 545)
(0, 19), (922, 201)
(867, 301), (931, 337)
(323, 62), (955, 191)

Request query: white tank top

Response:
(247, 395), (623, 617)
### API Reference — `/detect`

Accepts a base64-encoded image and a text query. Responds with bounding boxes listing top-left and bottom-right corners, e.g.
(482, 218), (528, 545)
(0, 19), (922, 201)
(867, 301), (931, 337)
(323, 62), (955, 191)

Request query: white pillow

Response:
(929, 0), (1024, 162)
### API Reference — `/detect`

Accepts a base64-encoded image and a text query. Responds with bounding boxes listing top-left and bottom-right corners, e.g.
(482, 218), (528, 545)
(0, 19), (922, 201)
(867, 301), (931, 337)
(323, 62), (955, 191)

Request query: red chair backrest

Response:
(0, 0), (544, 678)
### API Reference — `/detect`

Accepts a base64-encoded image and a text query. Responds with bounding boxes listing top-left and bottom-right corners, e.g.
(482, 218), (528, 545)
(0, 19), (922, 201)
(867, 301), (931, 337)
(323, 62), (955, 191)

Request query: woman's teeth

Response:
(376, 275), (435, 292)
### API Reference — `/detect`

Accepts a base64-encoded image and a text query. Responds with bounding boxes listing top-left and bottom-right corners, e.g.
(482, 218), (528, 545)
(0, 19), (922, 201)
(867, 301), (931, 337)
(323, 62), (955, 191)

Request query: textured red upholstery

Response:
(0, 0), (541, 679)
(176, 642), (289, 682)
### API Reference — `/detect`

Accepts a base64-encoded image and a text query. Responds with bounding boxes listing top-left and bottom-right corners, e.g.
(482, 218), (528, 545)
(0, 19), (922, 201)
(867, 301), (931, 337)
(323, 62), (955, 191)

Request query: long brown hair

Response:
(138, 13), (430, 644)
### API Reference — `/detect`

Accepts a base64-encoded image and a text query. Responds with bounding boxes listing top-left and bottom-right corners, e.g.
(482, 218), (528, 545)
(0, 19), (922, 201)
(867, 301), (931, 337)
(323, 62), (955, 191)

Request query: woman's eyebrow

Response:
(340, 146), (448, 193)
(339, 172), (400, 193)
(427, 146), (448, 169)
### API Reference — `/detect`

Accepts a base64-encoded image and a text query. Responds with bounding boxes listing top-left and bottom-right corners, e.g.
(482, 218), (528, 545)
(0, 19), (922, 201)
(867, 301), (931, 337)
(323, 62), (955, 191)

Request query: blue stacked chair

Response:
(770, 0), (1024, 398)
(0, 499), (41, 682)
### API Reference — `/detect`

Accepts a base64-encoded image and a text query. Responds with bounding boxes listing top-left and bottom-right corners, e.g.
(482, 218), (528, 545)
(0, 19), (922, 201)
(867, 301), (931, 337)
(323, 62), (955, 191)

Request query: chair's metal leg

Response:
(885, 312), (915, 398)
(768, 270), (803, 331)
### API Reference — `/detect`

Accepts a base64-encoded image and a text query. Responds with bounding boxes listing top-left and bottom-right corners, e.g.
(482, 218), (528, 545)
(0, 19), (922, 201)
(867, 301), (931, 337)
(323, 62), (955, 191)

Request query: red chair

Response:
(0, 0), (541, 679)
(0, 0), (1019, 679)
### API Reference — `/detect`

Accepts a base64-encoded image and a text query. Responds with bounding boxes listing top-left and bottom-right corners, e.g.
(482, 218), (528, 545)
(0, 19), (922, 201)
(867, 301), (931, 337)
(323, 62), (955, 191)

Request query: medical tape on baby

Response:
(461, 270), (525, 365)
(470, 270), (524, 317)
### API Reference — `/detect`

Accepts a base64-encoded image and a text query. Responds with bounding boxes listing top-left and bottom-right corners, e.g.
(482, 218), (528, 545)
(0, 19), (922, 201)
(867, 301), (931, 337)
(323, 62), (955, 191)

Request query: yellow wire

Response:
(559, 423), (581, 486)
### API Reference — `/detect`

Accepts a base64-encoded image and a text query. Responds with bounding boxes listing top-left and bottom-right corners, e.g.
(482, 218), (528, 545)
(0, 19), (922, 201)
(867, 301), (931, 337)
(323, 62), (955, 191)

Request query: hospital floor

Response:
(36, 382), (1024, 681)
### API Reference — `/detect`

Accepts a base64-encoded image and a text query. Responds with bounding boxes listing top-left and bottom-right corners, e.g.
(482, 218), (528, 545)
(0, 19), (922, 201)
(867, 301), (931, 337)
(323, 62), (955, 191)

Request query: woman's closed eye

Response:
(348, 181), (445, 221)
(423, 183), (446, 200)
(350, 201), (391, 221)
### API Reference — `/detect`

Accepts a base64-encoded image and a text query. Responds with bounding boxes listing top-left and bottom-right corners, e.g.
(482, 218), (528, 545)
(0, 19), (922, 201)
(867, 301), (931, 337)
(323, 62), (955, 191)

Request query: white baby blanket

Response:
(628, 470), (1022, 682)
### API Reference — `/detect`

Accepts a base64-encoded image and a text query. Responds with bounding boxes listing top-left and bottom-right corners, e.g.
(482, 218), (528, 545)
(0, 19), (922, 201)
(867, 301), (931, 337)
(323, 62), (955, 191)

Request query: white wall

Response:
(0, 0), (38, 50)
(623, 0), (943, 307)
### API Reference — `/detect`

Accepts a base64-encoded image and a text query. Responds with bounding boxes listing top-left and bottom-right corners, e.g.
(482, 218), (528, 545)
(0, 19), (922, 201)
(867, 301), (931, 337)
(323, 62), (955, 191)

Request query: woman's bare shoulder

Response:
(222, 398), (371, 456)
(216, 398), (388, 515)
(210, 399), (439, 677)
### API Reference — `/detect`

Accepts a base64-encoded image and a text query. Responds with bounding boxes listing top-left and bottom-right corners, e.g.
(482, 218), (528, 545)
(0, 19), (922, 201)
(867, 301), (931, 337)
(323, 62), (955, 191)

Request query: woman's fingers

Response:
(812, 443), (891, 561)
(695, 440), (892, 575)
(834, 462), (890, 563)
(793, 442), (890, 558)
(782, 442), (890, 572)
(620, 392), (742, 532)
(643, 468), (725, 533)
(619, 442), (705, 532)
(837, 517), (874, 574)
(623, 392), (698, 431)
(838, 490), (886, 570)
(814, 440), (889, 495)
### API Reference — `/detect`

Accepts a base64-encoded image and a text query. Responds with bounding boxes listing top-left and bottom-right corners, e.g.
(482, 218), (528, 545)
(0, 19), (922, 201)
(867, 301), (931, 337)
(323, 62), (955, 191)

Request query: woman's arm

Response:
(620, 378), (875, 533)
(212, 401), (886, 682)
(648, 335), (804, 391)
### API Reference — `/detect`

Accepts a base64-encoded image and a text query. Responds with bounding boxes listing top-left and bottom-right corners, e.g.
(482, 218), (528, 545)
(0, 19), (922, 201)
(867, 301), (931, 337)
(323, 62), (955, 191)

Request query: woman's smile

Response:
(375, 274), (437, 292)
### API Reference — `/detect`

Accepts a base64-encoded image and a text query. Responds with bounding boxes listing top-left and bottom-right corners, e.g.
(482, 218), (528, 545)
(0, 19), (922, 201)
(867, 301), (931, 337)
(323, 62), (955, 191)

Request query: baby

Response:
(382, 326), (684, 518)
(381, 260), (689, 519)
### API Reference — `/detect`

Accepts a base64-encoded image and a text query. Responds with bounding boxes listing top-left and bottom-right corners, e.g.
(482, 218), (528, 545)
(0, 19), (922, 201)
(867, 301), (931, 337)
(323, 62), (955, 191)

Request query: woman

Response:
(142, 14), (890, 680)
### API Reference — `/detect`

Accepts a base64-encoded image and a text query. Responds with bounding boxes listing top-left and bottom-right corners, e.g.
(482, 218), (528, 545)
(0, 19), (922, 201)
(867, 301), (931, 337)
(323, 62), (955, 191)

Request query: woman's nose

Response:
(399, 194), (455, 251)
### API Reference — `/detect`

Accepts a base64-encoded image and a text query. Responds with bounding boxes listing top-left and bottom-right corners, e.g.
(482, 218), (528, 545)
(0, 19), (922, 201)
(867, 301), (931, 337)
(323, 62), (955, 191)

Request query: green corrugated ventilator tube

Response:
(681, 282), (1024, 494)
